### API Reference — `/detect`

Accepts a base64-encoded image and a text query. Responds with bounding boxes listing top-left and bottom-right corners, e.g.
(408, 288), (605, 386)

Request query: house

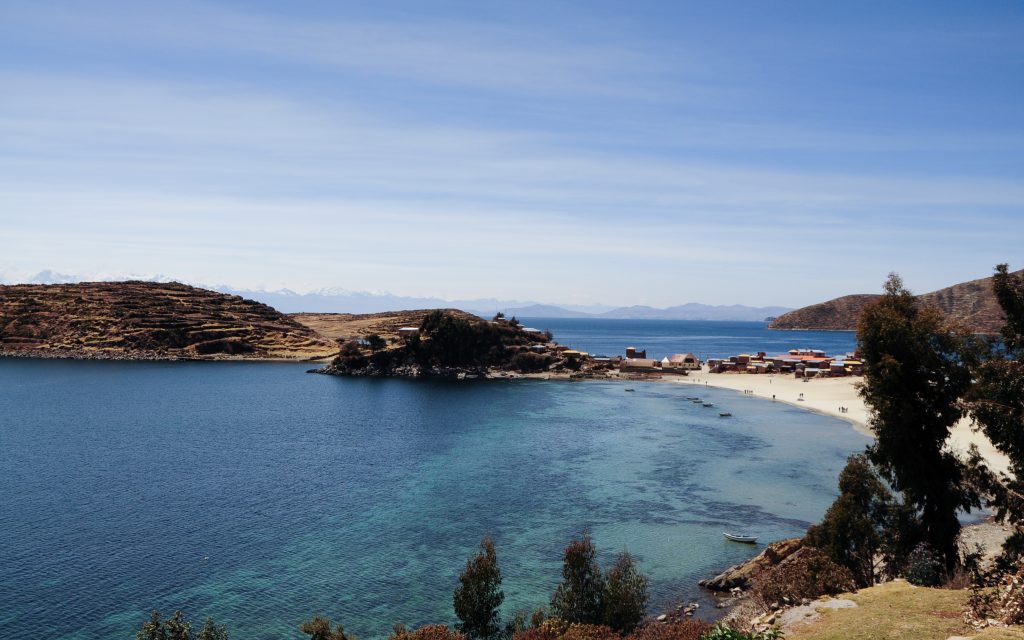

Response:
(669, 353), (701, 370)
(621, 358), (659, 372)
(398, 327), (419, 339)
(625, 346), (647, 359)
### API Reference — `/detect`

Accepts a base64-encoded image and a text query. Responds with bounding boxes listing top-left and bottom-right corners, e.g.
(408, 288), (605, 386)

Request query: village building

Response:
(621, 357), (659, 372)
(625, 346), (647, 359)
(397, 327), (419, 339)
(668, 353), (701, 370)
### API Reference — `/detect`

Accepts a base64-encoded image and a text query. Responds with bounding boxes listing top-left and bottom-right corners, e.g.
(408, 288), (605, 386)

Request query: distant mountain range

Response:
(0, 269), (791, 321)
(500, 302), (792, 321)
(769, 269), (1018, 333)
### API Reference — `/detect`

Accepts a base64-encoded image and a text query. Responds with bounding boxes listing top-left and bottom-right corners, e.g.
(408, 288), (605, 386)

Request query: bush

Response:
(511, 622), (616, 640)
(701, 625), (782, 640)
(391, 624), (467, 640)
(905, 542), (943, 586)
(300, 616), (355, 640)
(750, 547), (855, 608)
(627, 620), (712, 640)
(511, 351), (552, 373)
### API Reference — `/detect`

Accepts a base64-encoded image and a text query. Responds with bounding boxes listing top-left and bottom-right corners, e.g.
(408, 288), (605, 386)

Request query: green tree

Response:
(453, 536), (505, 640)
(857, 273), (980, 570)
(137, 611), (168, 640)
(601, 551), (648, 633)
(137, 611), (224, 640)
(366, 334), (387, 352)
(196, 619), (229, 640)
(806, 454), (893, 587)
(551, 533), (605, 625)
(300, 616), (355, 640)
(968, 264), (1024, 562)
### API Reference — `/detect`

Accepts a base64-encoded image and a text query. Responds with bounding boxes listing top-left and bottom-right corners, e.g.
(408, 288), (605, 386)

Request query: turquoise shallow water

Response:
(0, 359), (869, 640)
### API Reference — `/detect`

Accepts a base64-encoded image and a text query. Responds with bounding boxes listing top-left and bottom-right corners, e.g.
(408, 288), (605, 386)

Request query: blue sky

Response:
(1, 1), (1022, 307)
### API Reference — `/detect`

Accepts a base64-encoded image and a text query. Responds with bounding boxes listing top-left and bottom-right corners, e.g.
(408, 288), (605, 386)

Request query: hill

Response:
(769, 270), (1019, 333)
(290, 309), (483, 343)
(0, 281), (337, 360)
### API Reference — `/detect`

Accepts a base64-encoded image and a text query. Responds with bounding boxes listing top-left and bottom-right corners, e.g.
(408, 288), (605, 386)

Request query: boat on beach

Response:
(723, 532), (758, 544)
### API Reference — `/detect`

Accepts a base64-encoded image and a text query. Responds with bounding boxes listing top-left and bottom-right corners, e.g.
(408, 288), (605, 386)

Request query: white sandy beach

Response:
(668, 367), (1011, 475)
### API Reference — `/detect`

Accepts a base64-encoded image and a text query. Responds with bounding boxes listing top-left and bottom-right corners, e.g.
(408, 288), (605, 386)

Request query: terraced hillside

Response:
(769, 269), (1020, 334)
(290, 309), (482, 343)
(0, 282), (337, 360)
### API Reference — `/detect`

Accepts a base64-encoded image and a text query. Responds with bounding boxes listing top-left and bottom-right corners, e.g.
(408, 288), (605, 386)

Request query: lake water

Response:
(517, 318), (857, 360)
(0, 322), (868, 640)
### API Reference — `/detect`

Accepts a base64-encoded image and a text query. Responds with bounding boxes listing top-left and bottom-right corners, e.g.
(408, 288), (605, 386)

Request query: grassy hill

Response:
(0, 281), (337, 360)
(769, 270), (1020, 333)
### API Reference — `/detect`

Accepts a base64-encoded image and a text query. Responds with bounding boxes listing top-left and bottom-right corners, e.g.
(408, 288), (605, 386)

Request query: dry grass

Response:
(786, 580), (1024, 640)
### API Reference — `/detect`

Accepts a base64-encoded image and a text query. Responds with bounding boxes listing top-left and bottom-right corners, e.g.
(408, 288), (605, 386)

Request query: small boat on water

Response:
(625, 388), (635, 392)
(719, 412), (732, 417)
(702, 403), (714, 407)
(723, 532), (758, 544)
(691, 399), (703, 403)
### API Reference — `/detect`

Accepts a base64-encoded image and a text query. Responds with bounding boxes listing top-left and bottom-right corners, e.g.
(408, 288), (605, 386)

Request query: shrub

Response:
(750, 547), (855, 608)
(627, 620), (712, 640)
(300, 616), (355, 640)
(511, 351), (552, 373)
(559, 624), (618, 640)
(701, 624), (782, 640)
(514, 619), (569, 640)
(391, 624), (467, 640)
(905, 542), (943, 586)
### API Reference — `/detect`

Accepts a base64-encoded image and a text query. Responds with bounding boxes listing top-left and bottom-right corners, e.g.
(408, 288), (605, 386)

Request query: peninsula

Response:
(0, 281), (337, 360)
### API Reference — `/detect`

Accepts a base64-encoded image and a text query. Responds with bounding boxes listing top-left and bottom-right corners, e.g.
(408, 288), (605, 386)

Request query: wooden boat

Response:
(625, 388), (635, 392)
(719, 412), (732, 417)
(723, 532), (757, 544)
(702, 403), (714, 407)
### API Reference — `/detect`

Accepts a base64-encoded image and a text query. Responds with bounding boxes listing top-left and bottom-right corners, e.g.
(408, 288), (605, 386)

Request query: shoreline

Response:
(663, 366), (1010, 475)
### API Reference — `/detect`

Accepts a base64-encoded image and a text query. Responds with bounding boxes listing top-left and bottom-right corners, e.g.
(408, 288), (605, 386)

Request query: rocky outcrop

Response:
(700, 538), (803, 592)
(0, 281), (337, 360)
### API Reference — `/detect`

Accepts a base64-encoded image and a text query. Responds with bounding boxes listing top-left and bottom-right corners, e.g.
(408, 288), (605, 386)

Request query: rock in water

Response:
(700, 537), (803, 591)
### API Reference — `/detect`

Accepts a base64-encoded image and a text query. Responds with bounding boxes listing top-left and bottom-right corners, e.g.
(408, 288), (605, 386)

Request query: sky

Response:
(1, 1), (1022, 308)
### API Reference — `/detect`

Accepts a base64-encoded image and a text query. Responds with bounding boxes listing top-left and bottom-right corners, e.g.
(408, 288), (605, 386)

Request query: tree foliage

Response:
(551, 533), (606, 625)
(805, 454), (893, 587)
(453, 537), (505, 639)
(968, 264), (1024, 562)
(137, 611), (226, 640)
(857, 272), (979, 569)
(300, 615), (355, 640)
(601, 552), (648, 633)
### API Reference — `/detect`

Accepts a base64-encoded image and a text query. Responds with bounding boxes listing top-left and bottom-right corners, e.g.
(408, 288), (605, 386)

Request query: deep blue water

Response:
(518, 319), (857, 360)
(0, 326), (869, 640)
